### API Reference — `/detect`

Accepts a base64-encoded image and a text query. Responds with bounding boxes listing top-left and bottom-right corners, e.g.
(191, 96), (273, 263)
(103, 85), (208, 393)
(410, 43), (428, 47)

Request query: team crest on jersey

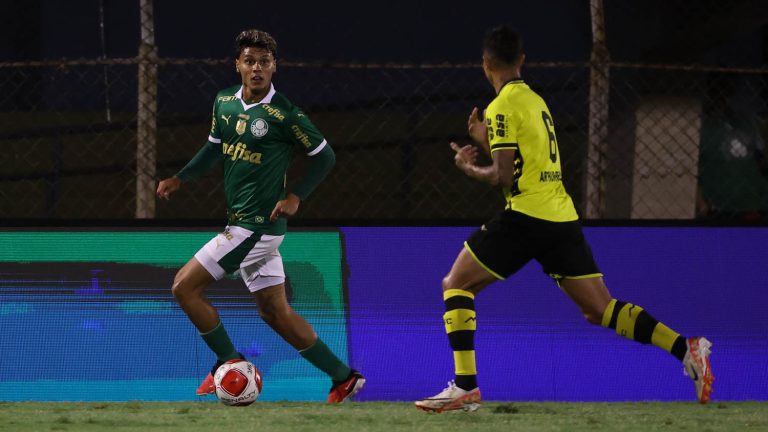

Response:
(235, 119), (247, 135)
(251, 118), (269, 138)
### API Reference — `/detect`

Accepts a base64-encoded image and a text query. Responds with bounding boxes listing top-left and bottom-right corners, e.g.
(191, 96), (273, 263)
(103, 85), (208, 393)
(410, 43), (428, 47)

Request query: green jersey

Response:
(205, 83), (327, 235)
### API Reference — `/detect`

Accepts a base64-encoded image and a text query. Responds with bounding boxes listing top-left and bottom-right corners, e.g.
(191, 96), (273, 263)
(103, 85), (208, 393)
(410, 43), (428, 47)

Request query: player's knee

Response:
(258, 302), (289, 325)
(582, 306), (605, 325)
(171, 271), (196, 301)
(441, 276), (453, 292)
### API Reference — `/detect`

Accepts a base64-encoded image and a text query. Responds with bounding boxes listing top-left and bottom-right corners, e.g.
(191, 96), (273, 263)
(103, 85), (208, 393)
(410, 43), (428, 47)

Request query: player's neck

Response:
(492, 70), (521, 94)
(242, 86), (269, 104)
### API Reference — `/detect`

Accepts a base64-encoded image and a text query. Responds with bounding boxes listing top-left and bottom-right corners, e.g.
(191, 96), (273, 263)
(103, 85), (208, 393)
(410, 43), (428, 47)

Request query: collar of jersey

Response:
(235, 83), (276, 110)
(500, 79), (525, 92)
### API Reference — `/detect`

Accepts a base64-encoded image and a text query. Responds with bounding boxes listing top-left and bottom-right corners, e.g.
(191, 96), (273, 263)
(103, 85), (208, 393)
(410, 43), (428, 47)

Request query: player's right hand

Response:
(156, 176), (182, 200)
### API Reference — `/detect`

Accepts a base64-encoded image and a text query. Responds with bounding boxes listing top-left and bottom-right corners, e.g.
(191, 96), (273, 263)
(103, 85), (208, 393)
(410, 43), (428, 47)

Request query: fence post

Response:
(136, 0), (157, 218)
(586, 0), (610, 219)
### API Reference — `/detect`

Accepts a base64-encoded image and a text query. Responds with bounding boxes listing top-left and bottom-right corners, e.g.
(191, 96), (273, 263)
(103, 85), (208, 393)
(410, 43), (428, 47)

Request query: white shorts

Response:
(194, 225), (285, 292)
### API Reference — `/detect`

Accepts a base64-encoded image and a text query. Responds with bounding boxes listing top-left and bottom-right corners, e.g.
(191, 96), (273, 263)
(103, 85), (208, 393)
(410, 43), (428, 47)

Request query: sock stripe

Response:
(601, 299), (617, 328)
(616, 303), (644, 339)
(671, 336), (687, 361)
(444, 309), (477, 333)
(443, 288), (474, 301)
(608, 300), (627, 330)
(652, 322), (683, 353)
(633, 311), (655, 344)
(446, 330), (475, 351)
(445, 295), (475, 312)
(453, 350), (477, 376)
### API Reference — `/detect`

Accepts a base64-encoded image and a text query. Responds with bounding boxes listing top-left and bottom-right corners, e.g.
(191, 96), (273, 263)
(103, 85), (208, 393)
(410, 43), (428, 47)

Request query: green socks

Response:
(200, 322), (240, 361)
(202, 323), (351, 382)
(299, 338), (351, 382)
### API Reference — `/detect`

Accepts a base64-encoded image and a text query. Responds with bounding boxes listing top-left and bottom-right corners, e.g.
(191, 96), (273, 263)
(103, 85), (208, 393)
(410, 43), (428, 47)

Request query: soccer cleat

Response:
(196, 353), (246, 396)
(196, 372), (216, 396)
(683, 337), (714, 404)
(415, 381), (482, 413)
(327, 370), (366, 403)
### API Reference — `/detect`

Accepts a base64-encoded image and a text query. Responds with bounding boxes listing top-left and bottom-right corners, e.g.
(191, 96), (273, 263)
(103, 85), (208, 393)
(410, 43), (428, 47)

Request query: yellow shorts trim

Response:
(561, 273), (603, 280)
(463, 241), (504, 280)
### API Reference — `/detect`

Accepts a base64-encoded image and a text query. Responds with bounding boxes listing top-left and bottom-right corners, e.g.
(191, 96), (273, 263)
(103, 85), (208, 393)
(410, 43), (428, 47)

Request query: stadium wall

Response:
(0, 227), (766, 402)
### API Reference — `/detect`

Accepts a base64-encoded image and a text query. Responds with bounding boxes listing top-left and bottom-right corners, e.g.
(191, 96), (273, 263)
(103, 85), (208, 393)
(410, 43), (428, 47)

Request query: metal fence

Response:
(1, 0), (767, 223)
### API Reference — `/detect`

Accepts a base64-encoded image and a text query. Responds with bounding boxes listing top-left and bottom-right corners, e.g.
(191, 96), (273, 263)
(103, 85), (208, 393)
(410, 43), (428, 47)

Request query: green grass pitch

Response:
(1, 401), (766, 432)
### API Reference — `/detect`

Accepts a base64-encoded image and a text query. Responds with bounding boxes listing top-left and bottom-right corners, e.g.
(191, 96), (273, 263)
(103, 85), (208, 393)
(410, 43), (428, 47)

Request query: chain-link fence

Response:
(1, 0), (767, 223)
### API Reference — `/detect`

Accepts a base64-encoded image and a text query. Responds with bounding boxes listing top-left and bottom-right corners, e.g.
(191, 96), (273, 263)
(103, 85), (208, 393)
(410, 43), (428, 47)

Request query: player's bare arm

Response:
(156, 176), (182, 200)
(270, 192), (301, 221)
(450, 142), (516, 188)
(467, 107), (490, 155)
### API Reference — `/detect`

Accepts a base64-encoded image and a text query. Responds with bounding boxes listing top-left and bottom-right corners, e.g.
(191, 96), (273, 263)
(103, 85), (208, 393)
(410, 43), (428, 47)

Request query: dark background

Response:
(1, 0), (768, 223)
(2, 0), (766, 65)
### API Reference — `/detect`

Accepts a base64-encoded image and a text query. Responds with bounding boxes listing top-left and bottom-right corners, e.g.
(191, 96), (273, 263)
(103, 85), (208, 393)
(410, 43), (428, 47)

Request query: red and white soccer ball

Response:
(213, 359), (263, 406)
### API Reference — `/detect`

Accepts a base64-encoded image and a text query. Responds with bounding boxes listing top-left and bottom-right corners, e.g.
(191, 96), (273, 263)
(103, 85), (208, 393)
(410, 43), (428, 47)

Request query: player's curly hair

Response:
(235, 29), (277, 59)
(483, 25), (523, 65)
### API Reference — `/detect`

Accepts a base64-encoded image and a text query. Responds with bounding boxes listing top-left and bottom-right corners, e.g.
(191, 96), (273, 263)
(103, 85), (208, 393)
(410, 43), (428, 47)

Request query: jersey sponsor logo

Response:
(250, 118), (269, 138)
(236, 119), (247, 135)
(495, 114), (506, 138)
(221, 114), (231, 125)
(254, 216), (265, 224)
(218, 96), (237, 102)
(291, 125), (312, 148)
(223, 142), (262, 164)
(262, 104), (285, 121)
(210, 114), (217, 134)
(539, 171), (562, 182)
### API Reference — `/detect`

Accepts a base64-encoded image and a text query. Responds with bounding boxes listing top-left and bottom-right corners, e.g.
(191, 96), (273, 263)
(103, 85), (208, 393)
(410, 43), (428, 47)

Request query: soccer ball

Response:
(213, 359), (263, 406)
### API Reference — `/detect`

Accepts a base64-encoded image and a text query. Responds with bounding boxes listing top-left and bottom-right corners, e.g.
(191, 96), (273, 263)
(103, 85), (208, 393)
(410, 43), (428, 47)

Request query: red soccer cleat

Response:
(327, 370), (365, 403)
(196, 372), (216, 396)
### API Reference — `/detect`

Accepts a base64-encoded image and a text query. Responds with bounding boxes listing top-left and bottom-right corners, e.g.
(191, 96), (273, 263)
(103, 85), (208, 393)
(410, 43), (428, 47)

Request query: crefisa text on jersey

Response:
(223, 142), (263, 164)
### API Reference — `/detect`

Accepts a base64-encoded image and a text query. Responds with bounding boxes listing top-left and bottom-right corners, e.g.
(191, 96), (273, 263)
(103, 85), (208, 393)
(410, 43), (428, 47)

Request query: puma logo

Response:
(221, 114), (231, 125)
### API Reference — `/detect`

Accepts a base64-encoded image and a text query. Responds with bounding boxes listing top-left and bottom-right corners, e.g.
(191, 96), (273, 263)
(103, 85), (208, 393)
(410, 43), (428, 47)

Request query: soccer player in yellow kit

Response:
(415, 25), (713, 412)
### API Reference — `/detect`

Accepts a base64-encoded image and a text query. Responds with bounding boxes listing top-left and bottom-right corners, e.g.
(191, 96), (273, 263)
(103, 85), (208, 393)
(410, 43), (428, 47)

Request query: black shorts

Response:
(465, 210), (602, 281)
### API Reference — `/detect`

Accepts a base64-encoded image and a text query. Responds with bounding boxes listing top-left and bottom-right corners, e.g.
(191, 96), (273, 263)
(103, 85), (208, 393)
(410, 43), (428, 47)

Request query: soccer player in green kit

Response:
(415, 25), (713, 412)
(156, 29), (364, 403)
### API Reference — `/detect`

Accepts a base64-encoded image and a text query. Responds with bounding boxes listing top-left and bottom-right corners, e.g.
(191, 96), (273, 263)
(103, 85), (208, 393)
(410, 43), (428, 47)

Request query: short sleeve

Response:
(486, 102), (519, 153)
(289, 110), (327, 156)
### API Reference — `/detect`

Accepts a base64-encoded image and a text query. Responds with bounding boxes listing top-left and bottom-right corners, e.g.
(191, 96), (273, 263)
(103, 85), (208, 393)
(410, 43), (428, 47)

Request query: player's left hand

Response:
(270, 193), (301, 221)
(450, 142), (478, 170)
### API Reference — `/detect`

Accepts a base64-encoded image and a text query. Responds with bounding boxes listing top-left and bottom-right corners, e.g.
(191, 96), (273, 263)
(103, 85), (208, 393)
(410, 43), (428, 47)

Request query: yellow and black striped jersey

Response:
(486, 80), (578, 222)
